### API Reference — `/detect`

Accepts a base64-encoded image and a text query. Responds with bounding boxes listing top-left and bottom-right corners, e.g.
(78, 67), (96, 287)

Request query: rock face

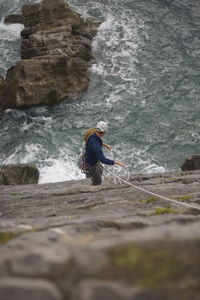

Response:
(4, 14), (24, 25)
(1, 0), (101, 109)
(181, 154), (200, 171)
(0, 164), (39, 185)
(0, 170), (200, 299)
(0, 75), (6, 108)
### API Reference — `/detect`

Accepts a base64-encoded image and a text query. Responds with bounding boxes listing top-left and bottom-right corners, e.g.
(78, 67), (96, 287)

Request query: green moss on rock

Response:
(140, 197), (159, 204)
(176, 195), (192, 201)
(0, 232), (20, 243)
(149, 206), (179, 216)
(0, 228), (37, 244)
(99, 241), (200, 298)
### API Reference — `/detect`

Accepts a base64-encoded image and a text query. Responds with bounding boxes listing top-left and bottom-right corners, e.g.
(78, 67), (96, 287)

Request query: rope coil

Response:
(103, 159), (200, 211)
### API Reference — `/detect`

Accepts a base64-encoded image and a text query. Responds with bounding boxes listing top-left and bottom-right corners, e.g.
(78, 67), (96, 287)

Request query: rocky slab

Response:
(0, 170), (200, 299)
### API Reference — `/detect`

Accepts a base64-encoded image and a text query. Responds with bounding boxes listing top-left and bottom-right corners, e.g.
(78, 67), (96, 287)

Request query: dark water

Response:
(0, 0), (199, 183)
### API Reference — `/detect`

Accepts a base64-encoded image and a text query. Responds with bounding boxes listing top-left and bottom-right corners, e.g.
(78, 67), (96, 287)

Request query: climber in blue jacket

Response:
(83, 121), (125, 185)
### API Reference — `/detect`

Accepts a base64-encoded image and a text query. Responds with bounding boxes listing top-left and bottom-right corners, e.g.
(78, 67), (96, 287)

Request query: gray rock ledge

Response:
(0, 170), (200, 300)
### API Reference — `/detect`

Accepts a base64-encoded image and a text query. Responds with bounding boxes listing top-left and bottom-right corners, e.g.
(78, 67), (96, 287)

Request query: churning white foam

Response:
(39, 157), (84, 184)
(0, 19), (23, 40)
(90, 11), (146, 107)
(0, 141), (84, 184)
(0, 19), (24, 73)
(140, 164), (166, 174)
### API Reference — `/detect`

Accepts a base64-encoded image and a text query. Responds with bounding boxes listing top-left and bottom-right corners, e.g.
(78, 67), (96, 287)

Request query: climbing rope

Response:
(103, 150), (130, 184)
(103, 164), (130, 184)
(103, 163), (200, 211)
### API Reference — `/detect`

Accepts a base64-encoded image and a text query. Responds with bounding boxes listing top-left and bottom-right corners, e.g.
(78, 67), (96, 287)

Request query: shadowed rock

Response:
(1, 164), (39, 185)
(181, 154), (200, 171)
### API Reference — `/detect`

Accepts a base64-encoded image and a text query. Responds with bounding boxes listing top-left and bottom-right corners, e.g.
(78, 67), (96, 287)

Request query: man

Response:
(83, 121), (125, 185)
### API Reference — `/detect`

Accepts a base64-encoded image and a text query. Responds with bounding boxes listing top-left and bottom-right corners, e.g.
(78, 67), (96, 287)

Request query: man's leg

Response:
(91, 163), (103, 185)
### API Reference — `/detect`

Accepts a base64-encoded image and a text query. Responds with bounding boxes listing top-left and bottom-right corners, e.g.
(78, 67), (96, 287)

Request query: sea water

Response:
(0, 0), (199, 183)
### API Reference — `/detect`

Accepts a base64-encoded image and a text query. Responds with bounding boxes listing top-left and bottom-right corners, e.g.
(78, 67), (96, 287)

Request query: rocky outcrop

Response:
(0, 164), (39, 185)
(1, 0), (101, 109)
(181, 154), (200, 171)
(0, 170), (200, 299)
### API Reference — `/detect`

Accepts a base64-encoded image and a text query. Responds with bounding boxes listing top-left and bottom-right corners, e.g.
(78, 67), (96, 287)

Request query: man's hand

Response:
(103, 143), (112, 150)
(115, 160), (125, 168)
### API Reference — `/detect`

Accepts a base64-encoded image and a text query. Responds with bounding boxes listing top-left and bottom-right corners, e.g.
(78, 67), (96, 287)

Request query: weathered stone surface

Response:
(1, 163), (39, 185)
(181, 154), (200, 171)
(73, 280), (165, 300)
(21, 0), (81, 31)
(0, 278), (62, 300)
(2, 0), (101, 109)
(5, 57), (89, 107)
(5, 245), (72, 278)
(4, 14), (24, 25)
(0, 170), (200, 299)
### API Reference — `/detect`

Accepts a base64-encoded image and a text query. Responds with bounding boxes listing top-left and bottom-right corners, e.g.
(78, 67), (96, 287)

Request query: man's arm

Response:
(97, 151), (125, 167)
(92, 136), (125, 167)
(97, 151), (114, 165)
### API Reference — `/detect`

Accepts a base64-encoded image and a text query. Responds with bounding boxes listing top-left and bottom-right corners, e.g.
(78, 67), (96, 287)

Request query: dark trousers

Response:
(91, 162), (103, 185)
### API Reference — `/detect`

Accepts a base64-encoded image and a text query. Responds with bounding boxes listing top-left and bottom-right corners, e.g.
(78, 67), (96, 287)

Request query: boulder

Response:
(1, 0), (101, 109)
(4, 14), (24, 25)
(181, 154), (200, 171)
(5, 57), (89, 108)
(1, 164), (39, 185)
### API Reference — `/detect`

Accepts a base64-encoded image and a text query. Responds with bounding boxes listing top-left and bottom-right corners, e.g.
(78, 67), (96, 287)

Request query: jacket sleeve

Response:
(97, 150), (114, 165)
(90, 135), (114, 165)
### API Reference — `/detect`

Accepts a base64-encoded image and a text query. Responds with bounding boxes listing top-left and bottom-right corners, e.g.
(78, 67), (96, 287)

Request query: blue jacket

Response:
(85, 133), (114, 166)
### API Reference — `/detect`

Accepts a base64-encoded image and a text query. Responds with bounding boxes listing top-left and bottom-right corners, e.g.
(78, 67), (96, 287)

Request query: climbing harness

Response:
(80, 155), (93, 178)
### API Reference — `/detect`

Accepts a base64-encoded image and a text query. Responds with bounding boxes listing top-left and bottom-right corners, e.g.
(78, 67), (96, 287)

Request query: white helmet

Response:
(96, 121), (108, 132)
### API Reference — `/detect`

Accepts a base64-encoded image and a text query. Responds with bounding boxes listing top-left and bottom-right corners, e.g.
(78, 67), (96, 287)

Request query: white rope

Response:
(103, 150), (130, 184)
(103, 165), (200, 211)
(103, 164), (130, 184)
